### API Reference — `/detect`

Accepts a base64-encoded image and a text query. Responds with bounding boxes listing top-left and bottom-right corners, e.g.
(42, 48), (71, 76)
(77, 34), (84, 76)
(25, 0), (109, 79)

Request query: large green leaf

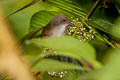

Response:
(1, 0), (33, 15)
(30, 10), (60, 32)
(87, 19), (120, 38)
(23, 43), (44, 64)
(29, 36), (101, 68)
(33, 59), (84, 71)
(1, 0), (44, 39)
(7, 0), (40, 16)
(75, 49), (120, 80)
(41, 71), (79, 80)
(97, 49), (120, 80)
(46, 0), (86, 18)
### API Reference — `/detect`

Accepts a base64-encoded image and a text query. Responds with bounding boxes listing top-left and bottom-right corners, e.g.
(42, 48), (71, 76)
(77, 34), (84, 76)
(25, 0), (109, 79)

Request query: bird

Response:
(41, 14), (72, 37)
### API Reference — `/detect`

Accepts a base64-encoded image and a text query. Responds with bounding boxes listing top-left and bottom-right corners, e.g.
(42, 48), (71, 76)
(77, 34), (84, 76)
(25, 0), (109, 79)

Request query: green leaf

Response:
(102, 48), (120, 65)
(29, 36), (101, 68)
(1, 0), (45, 39)
(115, 2), (120, 14)
(75, 49), (120, 80)
(47, 0), (86, 18)
(1, 0), (34, 15)
(41, 71), (79, 80)
(98, 49), (120, 80)
(23, 43), (44, 63)
(87, 19), (120, 38)
(89, 40), (109, 62)
(8, 0), (40, 17)
(30, 10), (60, 32)
(113, 0), (120, 14)
(33, 59), (84, 72)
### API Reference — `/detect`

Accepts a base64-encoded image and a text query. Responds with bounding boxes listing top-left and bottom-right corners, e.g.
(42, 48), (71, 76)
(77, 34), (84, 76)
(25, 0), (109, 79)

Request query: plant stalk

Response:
(86, 0), (100, 19)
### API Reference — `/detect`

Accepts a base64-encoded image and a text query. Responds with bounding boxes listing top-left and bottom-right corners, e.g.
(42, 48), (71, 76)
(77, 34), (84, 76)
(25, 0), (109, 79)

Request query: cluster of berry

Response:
(66, 18), (96, 42)
(48, 71), (67, 78)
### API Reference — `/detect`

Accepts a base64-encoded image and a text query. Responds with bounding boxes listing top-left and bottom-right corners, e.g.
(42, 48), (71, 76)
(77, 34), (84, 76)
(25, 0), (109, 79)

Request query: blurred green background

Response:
(1, 0), (55, 39)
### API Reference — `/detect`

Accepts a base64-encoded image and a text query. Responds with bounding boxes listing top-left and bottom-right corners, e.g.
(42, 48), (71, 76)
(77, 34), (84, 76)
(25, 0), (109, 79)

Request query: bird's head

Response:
(50, 14), (71, 27)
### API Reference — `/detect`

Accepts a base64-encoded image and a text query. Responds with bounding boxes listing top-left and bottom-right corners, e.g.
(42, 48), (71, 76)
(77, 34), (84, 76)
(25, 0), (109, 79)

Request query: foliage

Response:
(1, 0), (120, 80)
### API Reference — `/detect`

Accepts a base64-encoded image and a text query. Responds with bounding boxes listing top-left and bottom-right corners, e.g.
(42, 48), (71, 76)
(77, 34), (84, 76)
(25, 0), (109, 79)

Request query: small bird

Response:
(41, 14), (71, 37)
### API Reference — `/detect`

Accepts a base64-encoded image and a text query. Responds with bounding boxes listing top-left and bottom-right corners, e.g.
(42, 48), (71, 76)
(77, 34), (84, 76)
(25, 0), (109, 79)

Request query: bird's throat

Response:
(50, 24), (68, 37)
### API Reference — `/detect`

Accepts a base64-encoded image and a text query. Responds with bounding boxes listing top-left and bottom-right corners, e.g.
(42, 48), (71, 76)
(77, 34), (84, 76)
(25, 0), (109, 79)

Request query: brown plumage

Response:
(41, 14), (70, 37)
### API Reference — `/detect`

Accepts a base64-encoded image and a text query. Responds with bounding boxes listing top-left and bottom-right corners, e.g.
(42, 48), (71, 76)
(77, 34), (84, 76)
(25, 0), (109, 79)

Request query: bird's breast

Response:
(51, 24), (67, 37)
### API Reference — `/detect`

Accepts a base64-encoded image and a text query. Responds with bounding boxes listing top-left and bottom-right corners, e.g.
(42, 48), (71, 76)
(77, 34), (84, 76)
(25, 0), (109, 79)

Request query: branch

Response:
(86, 0), (100, 19)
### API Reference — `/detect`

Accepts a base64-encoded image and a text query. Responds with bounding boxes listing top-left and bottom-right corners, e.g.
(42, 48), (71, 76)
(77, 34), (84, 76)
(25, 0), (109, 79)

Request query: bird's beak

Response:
(68, 23), (74, 27)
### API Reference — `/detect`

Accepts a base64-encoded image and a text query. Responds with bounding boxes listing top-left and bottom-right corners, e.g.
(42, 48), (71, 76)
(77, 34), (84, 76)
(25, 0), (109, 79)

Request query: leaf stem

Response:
(103, 37), (116, 48)
(72, 0), (100, 37)
(86, 0), (100, 19)
(83, 22), (116, 48)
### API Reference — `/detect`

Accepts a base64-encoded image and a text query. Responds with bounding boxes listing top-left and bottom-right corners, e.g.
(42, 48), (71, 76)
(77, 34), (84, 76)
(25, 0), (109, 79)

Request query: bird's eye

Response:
(63, 19), (66, 22)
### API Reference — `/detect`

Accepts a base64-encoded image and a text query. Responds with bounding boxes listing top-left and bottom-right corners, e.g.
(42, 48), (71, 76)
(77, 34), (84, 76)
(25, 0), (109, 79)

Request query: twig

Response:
(20, 28), (41, 44)
(86, 0), (100, 19)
